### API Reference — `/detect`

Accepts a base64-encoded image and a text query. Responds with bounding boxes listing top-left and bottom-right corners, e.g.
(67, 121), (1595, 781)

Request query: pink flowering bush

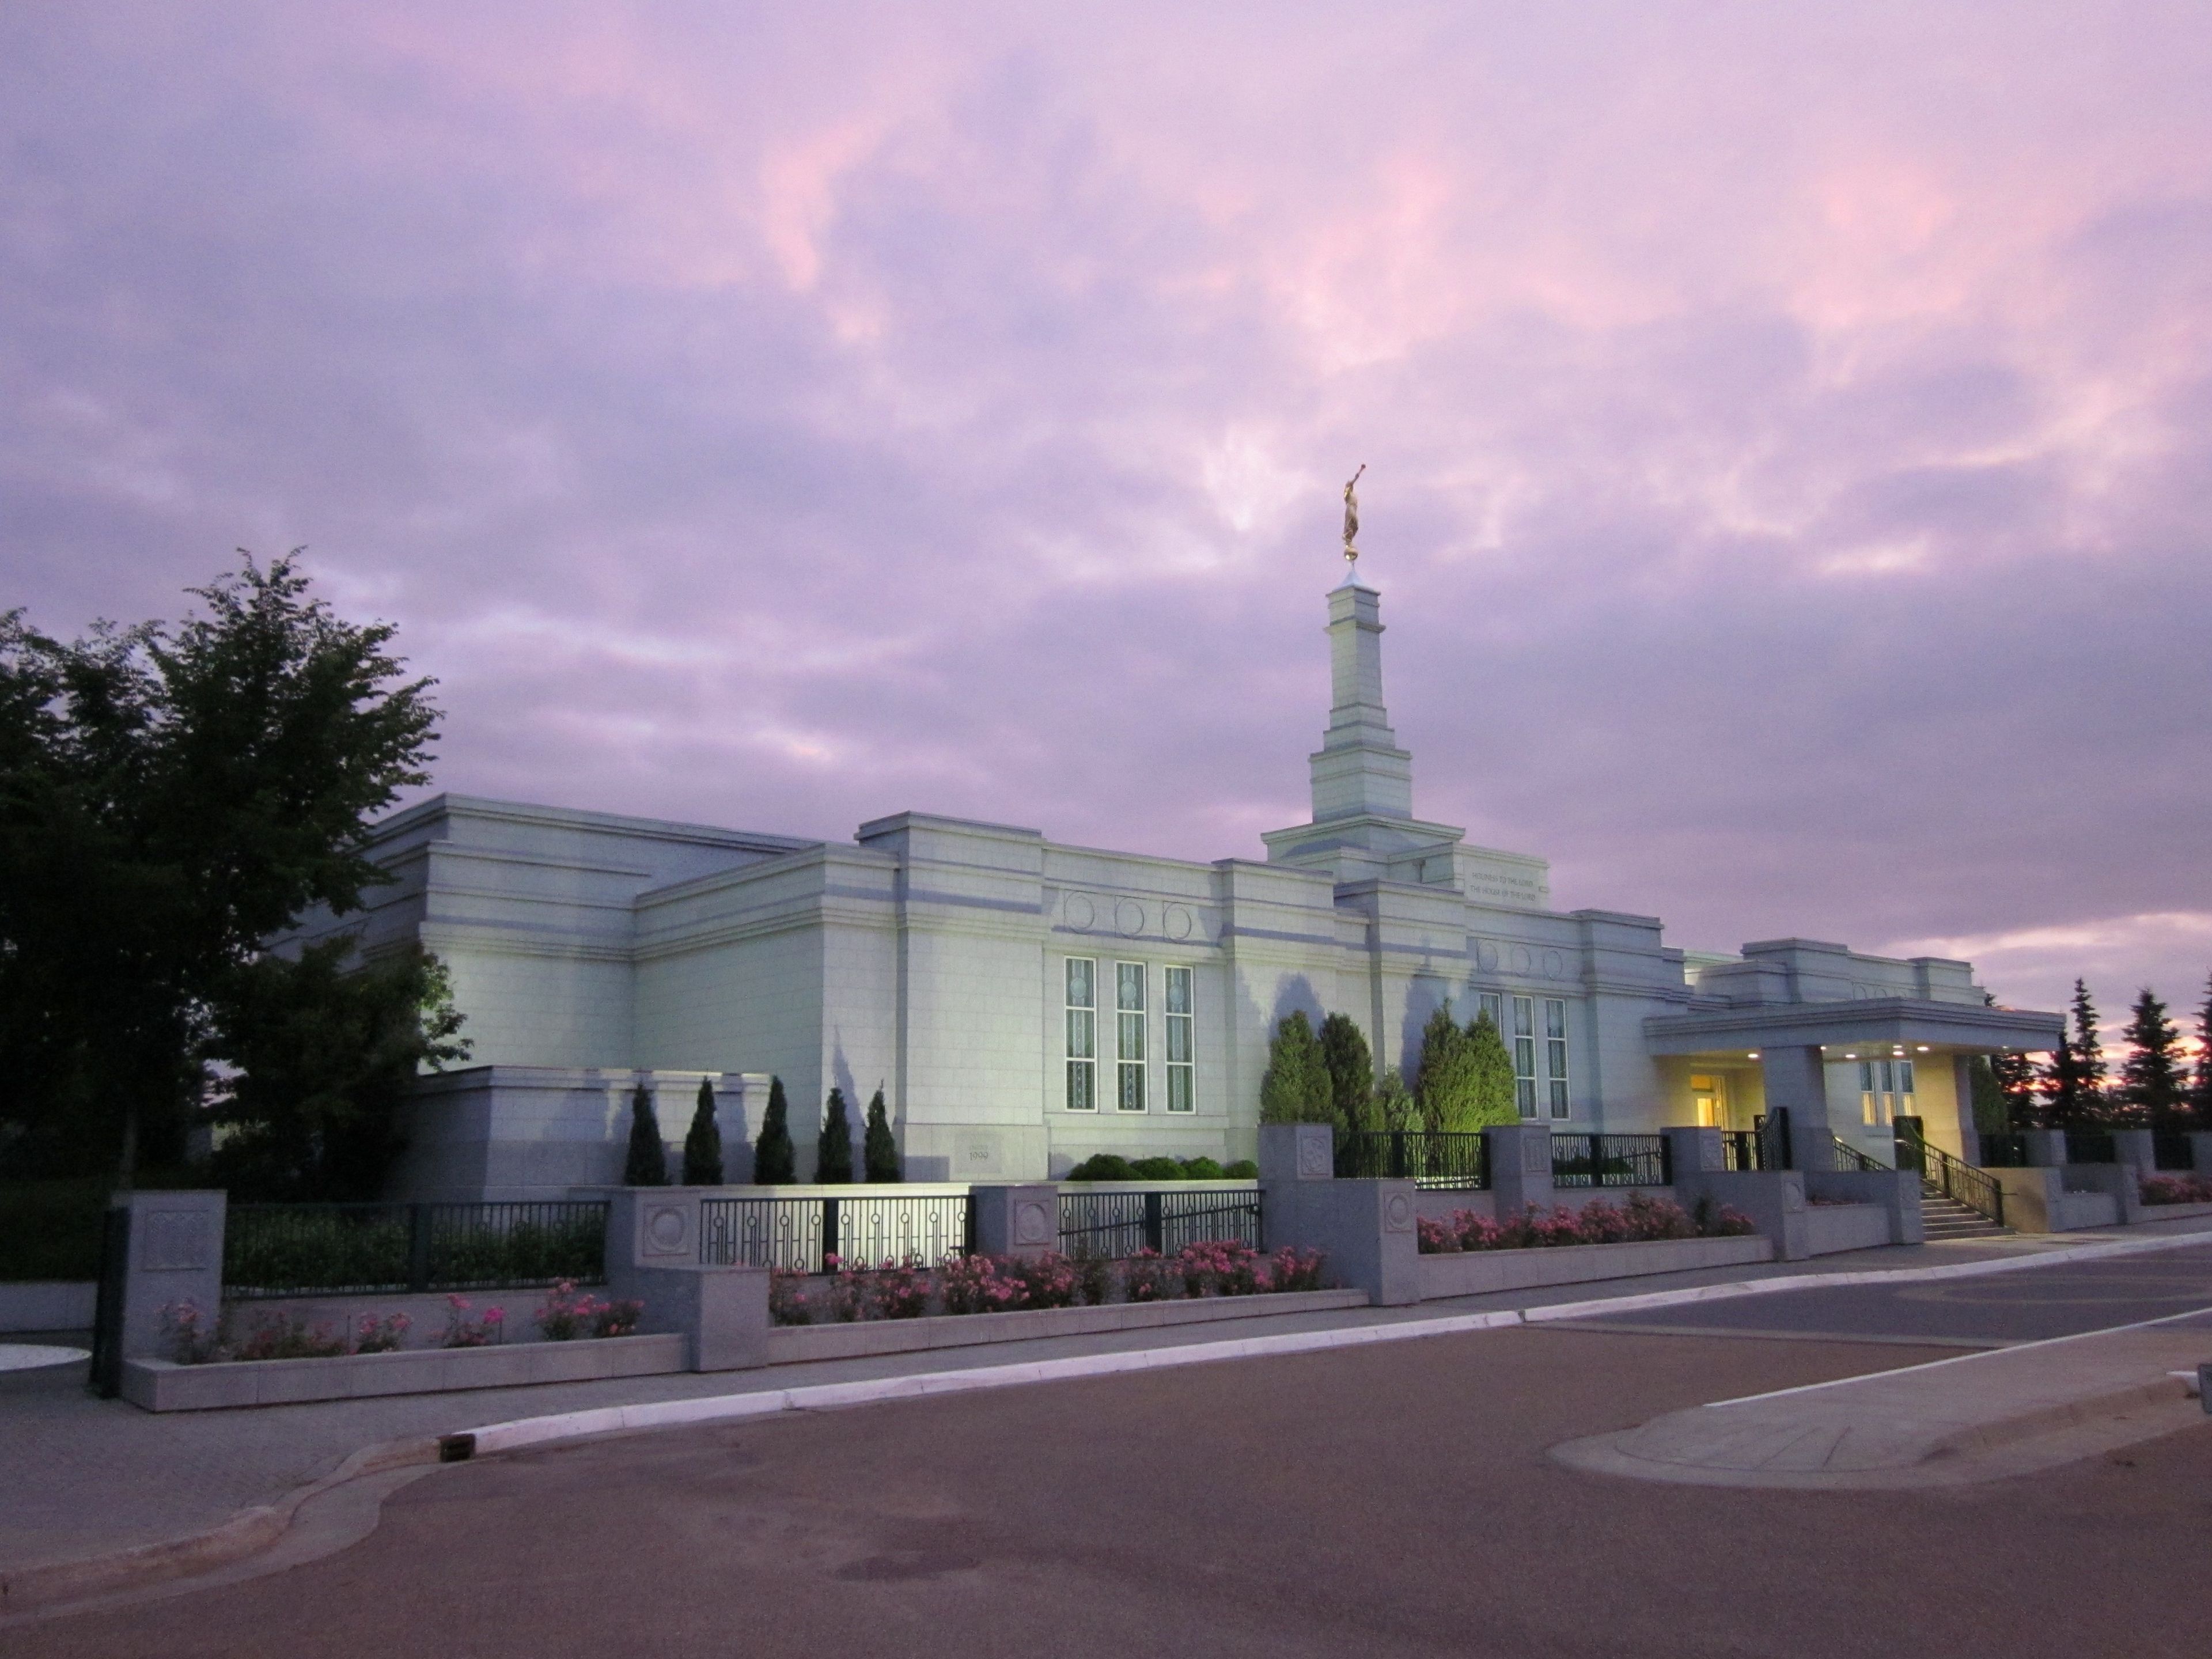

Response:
(441, 1296), (506, 1348)
(1417, 1194), (1753, 1253)
(768, 1240), (1334, 1324)
(2142, 1173), (2212, 1205)
(160, 1300), (225, 1364)
(353, 1312), (411, 1354)
(232, 1312), (348, 1361)
(534, 1280), (644, 1340)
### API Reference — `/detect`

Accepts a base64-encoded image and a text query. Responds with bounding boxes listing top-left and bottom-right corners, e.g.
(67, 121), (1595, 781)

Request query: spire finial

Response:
(1341, 464), (1365, 577)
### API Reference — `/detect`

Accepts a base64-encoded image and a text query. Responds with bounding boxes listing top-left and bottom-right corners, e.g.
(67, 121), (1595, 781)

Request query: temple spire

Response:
(1308, 577), (1414, 823)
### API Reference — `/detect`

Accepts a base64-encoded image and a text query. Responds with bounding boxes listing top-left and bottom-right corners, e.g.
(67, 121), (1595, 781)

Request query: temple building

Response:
(296, 571), (2061, 1199)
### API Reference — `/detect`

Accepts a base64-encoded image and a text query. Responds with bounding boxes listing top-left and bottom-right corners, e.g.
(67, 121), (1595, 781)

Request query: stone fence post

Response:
(1662, 1127), (1724, 1181)
(1257, 1123), (1419, 1306)
(2109, 1130), (2155, 1173)
(2021, 1129), (2069, 1168)
(109, 1189), (228, 1364)
(971, 1184), (1060, 1260)
(1483, 1124), (1555, 1217)
(602, 1190), (767, 1372)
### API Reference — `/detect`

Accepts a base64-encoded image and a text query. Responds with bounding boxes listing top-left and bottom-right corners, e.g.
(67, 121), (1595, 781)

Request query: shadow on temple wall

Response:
(1400, 971), (1452, 1082)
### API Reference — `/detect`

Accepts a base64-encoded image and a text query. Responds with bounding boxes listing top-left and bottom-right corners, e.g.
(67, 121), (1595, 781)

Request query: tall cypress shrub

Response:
(681, 1077), (724, 1185)
(1415, 1003), (1478, 1131)
(815, 1088), (854, 1183)
(1317, 1013), (1374, 1132)
(1258, 1012), (1332, 1124)
(1464, 1009), (1518, 1127)
(622, 1084), (668, 1185)
(862, 1087), (900, 1183)
(2119, 988), (2186, 1130)
(752, 1075), (796, 1184)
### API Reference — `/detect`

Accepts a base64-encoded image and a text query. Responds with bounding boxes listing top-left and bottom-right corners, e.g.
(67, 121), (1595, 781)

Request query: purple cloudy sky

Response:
(5, 3), (2209, 1031)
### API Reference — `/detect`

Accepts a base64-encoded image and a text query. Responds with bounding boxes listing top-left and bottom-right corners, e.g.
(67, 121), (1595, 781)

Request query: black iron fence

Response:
(2065, 1129), (2116, 1165)
(2153, 1132), (2196, 1172)
(1550, 1133), (1671, 1190)
(1831, 1138), (1892, 1175)
(1057, 1187), (1263, 1258)
(698, 1193), (972, 1273)
(1721, 1130), (1764, 1173)
(1977, 1132), (2030, 1168)
(223, 1200), (608, 1298)
(1895, 1129), (2008, 1228)
(1335, 1131), (1490, 1189)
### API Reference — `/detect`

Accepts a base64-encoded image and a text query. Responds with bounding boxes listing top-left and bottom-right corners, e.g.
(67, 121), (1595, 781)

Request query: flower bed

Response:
(1417, 1194), (1754, 1254)
(2142, 1174), (2212, 1205)
(770, 1240), (1325, 1327)
(158, 1280), (639, 1364)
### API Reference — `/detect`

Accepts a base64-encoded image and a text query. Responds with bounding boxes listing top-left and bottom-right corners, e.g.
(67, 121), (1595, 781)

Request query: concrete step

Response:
(1921, 1190), (2012, 1239)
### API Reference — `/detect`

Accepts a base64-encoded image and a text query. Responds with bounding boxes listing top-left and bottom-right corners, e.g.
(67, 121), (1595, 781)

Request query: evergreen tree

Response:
(681, 1076), (724, 1185)
(2119, 987), (2187, 1131)
(1989, 1047), (2040, 1131)
(862, 1086), (901, 1182)
(2040, 1029), (2088, 1129)
(2071, 978), (2108, 1119)
(1372, 1071), (1418, 1132)
(751, 1075), (796, 1184)
(815, 1087), (854, 1183)
(1258, 1011), (1334, 1124)
(622, 1084), (668, 1185)
(2192, 972), (2212, 1127)
(1415, 1002), (1479, 1132)
(1464, 1009), (1518, 1128)
(1317, 1013), (1374, 1132)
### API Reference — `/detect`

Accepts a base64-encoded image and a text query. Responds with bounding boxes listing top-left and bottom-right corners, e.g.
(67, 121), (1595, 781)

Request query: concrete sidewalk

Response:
(5, 1217), (2209, 1592)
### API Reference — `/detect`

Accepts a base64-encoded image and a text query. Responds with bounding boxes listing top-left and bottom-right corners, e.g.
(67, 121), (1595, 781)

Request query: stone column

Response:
(1662, 1127), (1724, 1181)
(1759, 1047), (1835, 1172)
(1256, 1124), (1418, 1305)
(602, 1189), (768, 1372)
(2110, 1130), (2155, 1173)
(1950, 1055), (1983, 1166)
(970, 1183), (1060, 1260)
(2188, 1134), (2212, 1176)
(113, 1189), (227, 1361)
(1484, 1124), (1555, 1217)
(2021, 1128), (2069, 1168)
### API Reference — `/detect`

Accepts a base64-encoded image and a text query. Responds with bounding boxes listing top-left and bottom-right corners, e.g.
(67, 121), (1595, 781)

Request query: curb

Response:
(13, 1225), (2209, 1613)
(0, 1437), (435, 1618)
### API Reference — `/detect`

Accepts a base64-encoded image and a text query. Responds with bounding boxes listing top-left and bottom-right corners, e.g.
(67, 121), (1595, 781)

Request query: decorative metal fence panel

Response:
(1977, 1132), (2029, 1168)
(1830, 1138), (1892, 1175)
(1896, 1129), (2007, 1227)
(2153, 1132), (2196, 1172)
(2065, 1129), (2117, 1165)
(1721, 1131), (1764, 1173)
(1334, 1131), (1490, 1189)
(697, 1194), (971, 1273)
(224, 1201), (608, 1298)
(1056, 1187), (1263, 1259)
(1549, 1133), (1671, 1189)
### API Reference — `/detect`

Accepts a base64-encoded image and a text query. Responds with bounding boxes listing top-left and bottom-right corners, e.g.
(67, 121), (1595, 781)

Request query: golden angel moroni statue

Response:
(1342, 463), (1365, 571)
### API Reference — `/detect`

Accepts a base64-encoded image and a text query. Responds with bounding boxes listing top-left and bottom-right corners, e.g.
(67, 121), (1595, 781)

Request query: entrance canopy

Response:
(1643, 997), (2062, 1059)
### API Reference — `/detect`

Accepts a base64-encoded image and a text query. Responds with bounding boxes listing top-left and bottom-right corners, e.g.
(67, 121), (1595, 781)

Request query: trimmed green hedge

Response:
(1064, 1154), (1257, 1182)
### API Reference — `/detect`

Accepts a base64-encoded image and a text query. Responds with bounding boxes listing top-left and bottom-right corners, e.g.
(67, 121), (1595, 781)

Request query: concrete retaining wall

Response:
(215, 1291), (562, 1349)
(2137, 1199), (2212, 1222)
(1416, 1234), (1772, 1301)
(766, 1287), (1369, 1364)
(1800, 1204), (1891, 1256)
(0, 1281), (96, 1334)
(119, 1331), (688, 1411)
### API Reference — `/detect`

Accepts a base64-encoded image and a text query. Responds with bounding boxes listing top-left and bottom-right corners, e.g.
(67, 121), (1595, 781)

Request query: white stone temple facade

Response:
(297, 575), (2061, 1200)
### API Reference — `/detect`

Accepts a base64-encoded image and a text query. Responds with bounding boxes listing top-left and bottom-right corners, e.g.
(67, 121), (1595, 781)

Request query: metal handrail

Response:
(1831, 1137), (1892, 1175)
(1895, 1130), (2008, 1229)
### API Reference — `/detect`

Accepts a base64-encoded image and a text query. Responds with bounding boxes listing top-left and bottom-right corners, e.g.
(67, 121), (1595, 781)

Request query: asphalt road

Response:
(1565, 1237), (2212, 1346)
(17, 1317), (2212, 1659)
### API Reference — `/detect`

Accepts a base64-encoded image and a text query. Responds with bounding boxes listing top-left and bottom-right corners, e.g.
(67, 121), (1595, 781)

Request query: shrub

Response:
(1259, 1010), (1335, 1124)
(681, 1078), (723, 1186)
(768, 1268), (811, 1326)
(1004, 1251), (1081, 1309)
(1122, 1248), (1177, 1302)
(938, 1252), (1028, 1315)
(1415, 1196), (1711, 1253)
(623, 1086), (669, 1186)
(1222, 1158), (1258, 1180)
(1129, 1156), (1185, 1181)
(862, 1088), (902, 1183)
(2142, 1173), (2212, 1205)
(353, 1312), (411, 1354)
(1179, 1238), (1263, 1296)
(1623, 1192), (1695, 1241)
(441, 1295), (505, 1348)
(1065, 1153), (1138, 1182)
(1179, 1156), (1225, 1180)
(233, 1312), (348, 1361)
(866, 1256), (932, 1318)
(1704, 1205), (1758, 1237)
(161, 1299), (224, 1364)
(535, 1279), (643, 1340)
(752, 1075), (797, 1184)
(815, 1089), (854, 1184)
(1071, 1251), (1113, 1306)
(1318, 1013), (1374, 1132)
(1269, 1247), (1329, 1291)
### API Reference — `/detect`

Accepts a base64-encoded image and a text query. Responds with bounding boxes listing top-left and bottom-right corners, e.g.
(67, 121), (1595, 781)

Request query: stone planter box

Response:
(1801, 1204), (1892, 1256)
(120, 1332), (688, 1412)
(0, 1280), (96, 1334)
(2055, 1192), (2121, 1230)
(1416, 1234), (1772, 1301)
(2135, 1199), (2212, 1222)
(767, 1287), (1369, 1364)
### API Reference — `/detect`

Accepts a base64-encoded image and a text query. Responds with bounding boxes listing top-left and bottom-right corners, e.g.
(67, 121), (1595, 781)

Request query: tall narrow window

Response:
(1116, 961), (1147, 1112)
(1860, 1058), (1914, 1126)
(1165, 967), (1195, 1113)
(1476, 991), (1505, 1032)
(1065, 958), (1096, 1111)
(1544, 998), (1570, 1119)
(1512, 995), (1538, 1119)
